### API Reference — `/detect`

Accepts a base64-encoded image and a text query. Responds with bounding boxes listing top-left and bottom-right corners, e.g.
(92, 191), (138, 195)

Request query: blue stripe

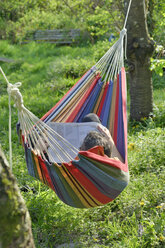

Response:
(44, 68), (96, 123)
(48, 163), (76, 207)
(24, 144), (36, 178)
(117, 72), (125, 160)
(77, 79), (103, 122)
(101, 81), (113, 127)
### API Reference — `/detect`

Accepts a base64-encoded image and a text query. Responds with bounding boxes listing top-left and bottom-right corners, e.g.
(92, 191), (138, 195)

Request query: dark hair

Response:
(81, 113), (101, 123)
(80, 131), (111, 157)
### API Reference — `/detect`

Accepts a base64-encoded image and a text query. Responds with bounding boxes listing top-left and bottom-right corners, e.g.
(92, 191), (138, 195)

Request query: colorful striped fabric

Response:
(22, 66), (129, 208)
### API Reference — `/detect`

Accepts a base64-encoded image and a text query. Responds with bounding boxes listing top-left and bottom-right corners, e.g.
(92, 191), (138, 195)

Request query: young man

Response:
(80, 130), (112, 157)
(80, 113), (124, 161)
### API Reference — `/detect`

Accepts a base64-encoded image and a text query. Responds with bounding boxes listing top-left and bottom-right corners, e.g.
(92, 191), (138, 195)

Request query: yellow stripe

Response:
(58, 166), (91, 207)
(60, 82), (90, 122)
(53, 87), (85, 122)
(53, 74), (96, 122)
(62, 165), (104, 207)
(33, 153), (44, 183)
(93, 86), (105, 114)
(63, 167), (104, 206)
(60, 165), (103, 208)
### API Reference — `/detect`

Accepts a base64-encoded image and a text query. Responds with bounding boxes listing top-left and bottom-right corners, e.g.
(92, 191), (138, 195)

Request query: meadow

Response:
(0, 40), (164, 248)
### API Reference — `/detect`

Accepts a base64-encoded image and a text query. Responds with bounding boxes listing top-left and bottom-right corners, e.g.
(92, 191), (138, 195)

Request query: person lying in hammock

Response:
(80, 130), (112, 157)
(80, 113), (124, 161)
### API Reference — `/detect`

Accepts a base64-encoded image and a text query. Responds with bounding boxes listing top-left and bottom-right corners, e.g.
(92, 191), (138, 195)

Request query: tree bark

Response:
(125, 0), (154, 120)
(0, 146), (35, 248)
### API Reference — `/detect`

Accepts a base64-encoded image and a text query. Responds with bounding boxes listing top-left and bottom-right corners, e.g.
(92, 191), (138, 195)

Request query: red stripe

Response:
(66, 75), (101, 122)
(113, 75), (120, 145)
(79, 150), (129, 172)
(63, 162), (112, 204)
(97, 82), (109, 117)
(38, 156), (55, 191)
(41, 70), (90, 121)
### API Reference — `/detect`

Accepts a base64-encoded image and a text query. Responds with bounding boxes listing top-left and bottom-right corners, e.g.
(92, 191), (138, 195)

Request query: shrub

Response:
(50, 57), (95, 79)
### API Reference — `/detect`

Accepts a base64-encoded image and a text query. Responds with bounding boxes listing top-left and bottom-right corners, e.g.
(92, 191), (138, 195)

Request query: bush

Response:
(50, 56), (95, 79)
(92, 39), (116, 61)
(10, 10), (78, 43)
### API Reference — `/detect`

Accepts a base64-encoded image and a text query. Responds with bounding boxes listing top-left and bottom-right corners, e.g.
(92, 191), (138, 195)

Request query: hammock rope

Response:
(95, 28), (127, 82)
(18, 106), (80, 162)
(0, 70), (80, 164)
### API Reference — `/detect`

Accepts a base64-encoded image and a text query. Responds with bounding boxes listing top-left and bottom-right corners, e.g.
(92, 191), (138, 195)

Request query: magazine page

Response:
(47, 122), (100, 163)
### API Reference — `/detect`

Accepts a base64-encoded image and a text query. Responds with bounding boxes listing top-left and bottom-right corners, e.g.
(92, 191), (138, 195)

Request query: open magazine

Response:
(47, 122), (101, 163)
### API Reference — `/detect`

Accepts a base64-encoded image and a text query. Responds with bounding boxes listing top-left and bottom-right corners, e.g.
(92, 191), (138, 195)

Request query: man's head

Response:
(80, 131), (111, 157)
(82, 113), (101, 124)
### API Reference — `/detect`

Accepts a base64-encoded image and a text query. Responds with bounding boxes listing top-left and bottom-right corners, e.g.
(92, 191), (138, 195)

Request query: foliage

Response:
(0, 0), (164, 47)
(50, 56), (95, 79)
(150, 44), (165, 76)
(150, 58), (165, 77)
(151, 0), (165, 46)
(92, 39), (116, 61)
(0, 0), (122, 43)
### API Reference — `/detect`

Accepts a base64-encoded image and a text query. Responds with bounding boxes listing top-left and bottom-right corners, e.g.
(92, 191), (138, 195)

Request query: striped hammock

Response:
(1, 25), (130, 208)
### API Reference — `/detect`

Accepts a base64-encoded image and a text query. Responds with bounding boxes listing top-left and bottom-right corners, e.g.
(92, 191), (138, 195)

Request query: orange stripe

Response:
(41, 70), (91, 121)
(62, 164), (105, 207)
(32, 152), (44, 183)
(59, 165), (93, 207)
(93, 86), (105, 113)
(97, 82), (109, 117)
(52, 75), (96, 122)
(66, 75), (101, 122)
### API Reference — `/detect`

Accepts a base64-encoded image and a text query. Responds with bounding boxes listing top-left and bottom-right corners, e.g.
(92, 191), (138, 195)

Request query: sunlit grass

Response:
(0, 40), (164, 248)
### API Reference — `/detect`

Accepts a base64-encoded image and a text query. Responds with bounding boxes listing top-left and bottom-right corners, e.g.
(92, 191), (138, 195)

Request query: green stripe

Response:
(62, 165), (98, 208)
(53, 165), (86, 208)
(84, 156), (129, 183)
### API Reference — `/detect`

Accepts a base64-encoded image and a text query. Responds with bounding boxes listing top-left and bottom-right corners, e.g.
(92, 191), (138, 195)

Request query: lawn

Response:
(0, 40), (164, 248)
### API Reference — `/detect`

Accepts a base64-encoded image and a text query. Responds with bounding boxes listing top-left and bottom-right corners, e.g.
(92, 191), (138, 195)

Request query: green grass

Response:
(0, 40), (164, 248)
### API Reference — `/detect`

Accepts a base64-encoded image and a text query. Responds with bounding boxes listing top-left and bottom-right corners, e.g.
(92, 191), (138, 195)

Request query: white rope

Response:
(8, 93), (12, 169)
(95, 28), (127, 83)
(0, 67), (11, 168)
(0, 66), (80, 164)
(123, 0), (133, 29)
(19, 106), (79, 162)
(0, 67), (23, 169)
(95, 0), (132, 83)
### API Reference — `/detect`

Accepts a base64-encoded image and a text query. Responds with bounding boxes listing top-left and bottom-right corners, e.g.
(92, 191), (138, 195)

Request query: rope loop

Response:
(7, 82), (24, 111)
(120, 28), (127, 38)
(119, 28), (128, 60)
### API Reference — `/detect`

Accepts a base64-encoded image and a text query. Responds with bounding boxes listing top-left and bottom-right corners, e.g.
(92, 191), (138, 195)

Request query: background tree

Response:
(0, 146), (35, 248)
(125, 0), (155, 120)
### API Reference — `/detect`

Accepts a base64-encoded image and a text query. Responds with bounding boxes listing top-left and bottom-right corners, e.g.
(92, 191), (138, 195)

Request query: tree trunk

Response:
(0, 146), (35, 248)
(125, 0), (154, 120)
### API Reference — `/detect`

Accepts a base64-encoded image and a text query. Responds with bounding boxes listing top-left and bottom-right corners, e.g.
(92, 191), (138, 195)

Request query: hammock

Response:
(1, 1), (132, 208)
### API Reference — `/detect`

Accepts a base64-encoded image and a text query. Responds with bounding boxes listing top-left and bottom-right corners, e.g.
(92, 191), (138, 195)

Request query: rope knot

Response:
(120, 28), (127, 38)
(7, 82), (24, 111)
(119, 28), (127, 60)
